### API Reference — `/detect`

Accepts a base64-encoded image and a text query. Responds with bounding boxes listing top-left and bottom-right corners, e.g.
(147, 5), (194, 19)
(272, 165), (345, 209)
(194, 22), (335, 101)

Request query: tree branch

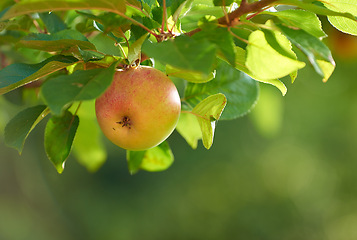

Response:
(186, 0), (277, 36)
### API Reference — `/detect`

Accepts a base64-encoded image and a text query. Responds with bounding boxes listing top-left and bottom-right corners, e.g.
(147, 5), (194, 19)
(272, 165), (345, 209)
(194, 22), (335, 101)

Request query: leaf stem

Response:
(228, 27), (249, 44)
(68, 101), (82, 130)
(222, 1), (230, 25)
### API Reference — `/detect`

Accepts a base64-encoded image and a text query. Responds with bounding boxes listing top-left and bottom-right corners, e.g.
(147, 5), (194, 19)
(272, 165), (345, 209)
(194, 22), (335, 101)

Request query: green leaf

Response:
(45, 110), (79, 174)
(130, 16), (160, 40)
(72, 101), (107, 172)
(325, 0), (357, 35)
(41, 62), (117, 115)
(0, 15), (33, 32)
(4, 105), (49, 154)
(127, 33), (149, 65)
(265, 9), (327, 38)
(191, 93), (226, 149)
(76, 48), (105, 62)
(316, 59), (335, 82)
(246, 29), (306, 81)
(220, 46), (287, 95)
(171, 0), (192, 24)
(142, 35), (217, 75)
(39, 12), (67, 34)
(175, 112), (202, 149)
(278, 0), (357, 21)
(1, 0), (127, 20)
(193, 27), (236, 66)
(141, 0), (156, 8)
(126, 141), (174, 174)
(0, 55), (79, 95)
(213, 0), (234, 6)
(17, 29), (96, 52)
(277, 24), (335, 79)
(76, 11), (131, 39)
(166, 64), (215, 83)
(184, 60), (259, 120)
(180, 4), (223, 31)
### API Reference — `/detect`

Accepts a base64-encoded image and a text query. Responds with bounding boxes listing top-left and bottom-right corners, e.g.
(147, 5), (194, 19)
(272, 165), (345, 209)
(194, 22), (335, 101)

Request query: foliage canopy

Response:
(0, 0), (356, 173)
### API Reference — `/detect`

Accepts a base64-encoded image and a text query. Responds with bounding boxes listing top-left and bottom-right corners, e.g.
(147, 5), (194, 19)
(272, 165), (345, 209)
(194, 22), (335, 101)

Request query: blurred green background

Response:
(1, 28), (357, 240)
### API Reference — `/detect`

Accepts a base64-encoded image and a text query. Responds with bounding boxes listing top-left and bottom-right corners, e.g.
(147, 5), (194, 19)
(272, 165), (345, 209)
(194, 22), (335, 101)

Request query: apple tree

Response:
(0, 0), (356, 174)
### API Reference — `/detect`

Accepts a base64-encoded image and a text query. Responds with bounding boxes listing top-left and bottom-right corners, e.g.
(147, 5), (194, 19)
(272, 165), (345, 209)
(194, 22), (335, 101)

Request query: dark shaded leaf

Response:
(5, 105), (49, 154)
(213, 0), (234, 6)
(41, 62), (117, 115)
(184, 60), (259, 120)
(0, 55), (79, 95)
(39, 12), (67, 33)
(142, 35), (217, 74)
(193, 27), (235, 66)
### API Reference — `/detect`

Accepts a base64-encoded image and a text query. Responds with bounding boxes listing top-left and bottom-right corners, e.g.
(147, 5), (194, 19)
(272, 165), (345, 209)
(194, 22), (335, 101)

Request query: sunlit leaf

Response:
(41, 62), (117, 115)
(325, 0), (357, 35)
(175, 112), (202, 149)
(278, 0), (357, 21)
(0, 55), (79, 95)
(166, 64), (215, 83)
(4, 105), (49, 154)
(317, 59), (335, 82)
(220, 46), (287, 96)
(246, 29), (306, 80)
(265, 9), (327, 38)
(45, 110), (79, 174)
(127, 141), (174, 174)
(191, 93), (226, 149)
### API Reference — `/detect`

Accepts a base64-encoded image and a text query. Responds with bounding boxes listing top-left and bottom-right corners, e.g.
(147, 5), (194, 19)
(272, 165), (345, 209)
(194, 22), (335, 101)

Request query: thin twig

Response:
(222, 0), (230, 25)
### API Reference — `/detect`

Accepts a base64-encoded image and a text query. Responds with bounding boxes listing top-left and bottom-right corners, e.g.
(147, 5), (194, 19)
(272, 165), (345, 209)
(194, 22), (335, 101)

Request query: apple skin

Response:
(95, 66), (181, 151)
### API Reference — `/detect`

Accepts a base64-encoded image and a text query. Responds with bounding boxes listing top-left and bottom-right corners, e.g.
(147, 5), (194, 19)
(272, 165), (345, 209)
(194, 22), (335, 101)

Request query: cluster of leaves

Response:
(0, 0), (356, 174)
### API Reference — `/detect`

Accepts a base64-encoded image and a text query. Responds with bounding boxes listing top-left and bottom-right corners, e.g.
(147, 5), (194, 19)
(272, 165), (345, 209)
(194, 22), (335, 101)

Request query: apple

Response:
(95, 66), (181, 151)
